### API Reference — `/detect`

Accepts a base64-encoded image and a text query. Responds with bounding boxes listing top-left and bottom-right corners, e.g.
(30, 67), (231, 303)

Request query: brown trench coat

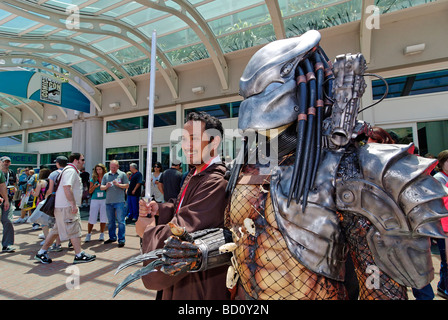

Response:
(141, 163), (231, 300)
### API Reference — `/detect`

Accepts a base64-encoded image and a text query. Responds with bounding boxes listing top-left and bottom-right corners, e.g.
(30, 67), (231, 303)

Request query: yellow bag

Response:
(23, 194), (37, 211)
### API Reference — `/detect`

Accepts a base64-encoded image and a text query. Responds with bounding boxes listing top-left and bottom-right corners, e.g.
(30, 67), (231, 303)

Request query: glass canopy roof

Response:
(0, 0), (438, 110)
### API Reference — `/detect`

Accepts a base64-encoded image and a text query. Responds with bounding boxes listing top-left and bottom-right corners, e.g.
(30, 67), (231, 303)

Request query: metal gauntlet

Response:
(190, 228), (233, 272)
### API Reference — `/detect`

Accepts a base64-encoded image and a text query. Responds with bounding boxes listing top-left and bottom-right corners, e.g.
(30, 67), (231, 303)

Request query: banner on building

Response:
(40, 75), (62, 105)
(0, 70), (90, 113)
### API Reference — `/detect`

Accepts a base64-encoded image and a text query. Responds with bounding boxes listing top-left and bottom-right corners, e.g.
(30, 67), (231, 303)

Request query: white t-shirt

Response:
(55, 165), (82, 208)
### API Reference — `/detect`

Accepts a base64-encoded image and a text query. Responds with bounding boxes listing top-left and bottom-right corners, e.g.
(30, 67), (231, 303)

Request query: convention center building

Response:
(0, 0), (447, 175)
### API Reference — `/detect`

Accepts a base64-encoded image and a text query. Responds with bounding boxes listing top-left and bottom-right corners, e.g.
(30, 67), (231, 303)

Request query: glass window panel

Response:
(137, 15), (189, 38)
(417, 120), (448, 157)
(1, 16), (39, 33)
(29, 130), (47, 143)
(206, 3), (270, 35)
(110, 46), (147, 65)
(158, 29), (201, 51)
(109, 66), (124, 79)
(38, 69), (56, 77)
(185, 103), (232, 119)
(11, 57), (34, 65)
(164, 1), (183, 11)
(42, 61), (60, 71)
(106, 146), (139, 161)
(184, 101), (240, 119)
(197, 0), (265, 20)
(92, 37), (130, 53)
(376, 0), (437, 14)
(165, 43), (208, 66)
(71, 60), (102, 74)
(372, 69), (448, 100)
(81, 0), (123, 13)
(123, 58), (151, 76)
(0, 10), (12, 21)
(106, 112), (176, 133)
(3, 96), (21, 106)
(40, 151), (70, 170)
(99, 24), (122, 33)
(279, 0), (345, 17)
(385, 127), (413, 145)
(153, 111), (177, 127)
(50, 127), (72, 140)
(28, 127), (72, 143)
(0, 134), (22, 147)
(86, 71), (114, 84)
(411, 70), (448, 95)
(126, 32), (145, 45)
(230, 101), (241, 118)
(0, 101), (9, 109)
(102, 2), (143, 18)
(45, 0), (90, 8)
(78, 48), (101, 59)
(284, 0), (362, 38)
(121, 8), (159, 27)
(107, 117), (142, 133)
(218, 23), (275, 53)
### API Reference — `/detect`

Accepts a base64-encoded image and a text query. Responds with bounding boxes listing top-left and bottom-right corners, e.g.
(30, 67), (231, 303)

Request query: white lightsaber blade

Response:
(145, 30), (157, 200)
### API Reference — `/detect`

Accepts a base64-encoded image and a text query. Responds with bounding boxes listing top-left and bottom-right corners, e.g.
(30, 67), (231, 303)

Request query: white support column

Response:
(22, 129), (28, 152)
(84, 117), (103, 174)
(176, 103), (183, 128)
(71, 119), (86, 159)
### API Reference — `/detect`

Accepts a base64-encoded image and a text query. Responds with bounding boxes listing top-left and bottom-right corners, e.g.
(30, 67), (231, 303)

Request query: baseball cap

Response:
(54, 156), (68, 164)
(0, 156), (11, 162)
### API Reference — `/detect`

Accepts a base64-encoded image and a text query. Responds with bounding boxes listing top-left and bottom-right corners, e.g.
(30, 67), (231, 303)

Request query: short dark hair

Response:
(185, 111), (224, 140)
(69, 153), (82, 163)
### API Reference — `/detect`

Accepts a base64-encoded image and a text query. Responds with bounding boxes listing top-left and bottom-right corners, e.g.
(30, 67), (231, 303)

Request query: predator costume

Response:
(114, 30), (448, 300)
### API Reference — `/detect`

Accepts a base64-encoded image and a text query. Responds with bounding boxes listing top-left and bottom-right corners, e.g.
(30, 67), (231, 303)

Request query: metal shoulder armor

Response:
(336, 143), (448, 288)
(270, 149), (347, 281)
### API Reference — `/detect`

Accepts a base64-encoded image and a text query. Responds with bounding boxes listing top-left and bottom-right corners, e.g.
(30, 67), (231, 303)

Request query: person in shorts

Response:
(34, 153), (96, 264)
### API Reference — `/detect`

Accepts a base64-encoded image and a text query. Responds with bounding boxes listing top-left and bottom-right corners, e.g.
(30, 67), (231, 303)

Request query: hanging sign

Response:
(40, 75), (62, 105)
(0, 70), (90, 113)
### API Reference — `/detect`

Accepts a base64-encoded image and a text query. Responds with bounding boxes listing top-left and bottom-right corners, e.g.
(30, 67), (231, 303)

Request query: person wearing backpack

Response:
(35, 153), (96, 264)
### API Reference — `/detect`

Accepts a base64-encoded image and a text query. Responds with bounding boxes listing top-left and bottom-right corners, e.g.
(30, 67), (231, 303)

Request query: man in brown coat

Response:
(136, 111), (230, 300)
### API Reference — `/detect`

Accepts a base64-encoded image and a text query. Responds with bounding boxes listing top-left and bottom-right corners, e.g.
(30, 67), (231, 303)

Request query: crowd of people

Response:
(0, 115), (447, 300)
(0, 151), (188, 265)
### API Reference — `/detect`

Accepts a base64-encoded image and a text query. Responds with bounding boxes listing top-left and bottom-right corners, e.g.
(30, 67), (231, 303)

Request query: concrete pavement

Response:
(0, 208), (156, 300)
